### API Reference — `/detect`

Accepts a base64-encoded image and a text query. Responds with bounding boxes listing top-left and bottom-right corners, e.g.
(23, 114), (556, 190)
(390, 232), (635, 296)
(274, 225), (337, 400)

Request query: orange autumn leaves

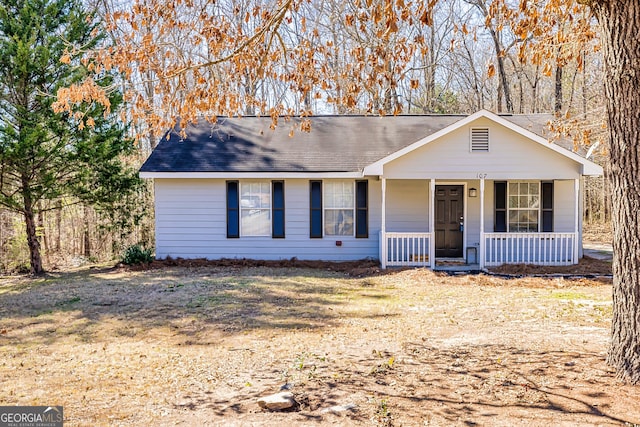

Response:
(53, 0), (597, 136)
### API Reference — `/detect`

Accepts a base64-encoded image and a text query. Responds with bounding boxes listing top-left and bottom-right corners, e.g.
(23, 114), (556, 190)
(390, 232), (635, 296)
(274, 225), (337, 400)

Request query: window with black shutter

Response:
(272, 181), (285, 238)
(494, 181), (507, 232)
(226, 181), (239, 238)
(355, 180), (368, 238)
(309, 180), (322, 238)
(541, 181), (554, 232)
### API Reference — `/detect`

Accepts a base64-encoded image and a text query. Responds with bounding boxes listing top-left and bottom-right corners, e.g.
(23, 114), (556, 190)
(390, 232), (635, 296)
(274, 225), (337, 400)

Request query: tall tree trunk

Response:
(554, 64), (563, 113)
(55, 200), (62, 252)
(83, 205), (91, 258)
(22, 186), (43, 275)
(588, 0), (640, 384)
(37, 202), (48, 264)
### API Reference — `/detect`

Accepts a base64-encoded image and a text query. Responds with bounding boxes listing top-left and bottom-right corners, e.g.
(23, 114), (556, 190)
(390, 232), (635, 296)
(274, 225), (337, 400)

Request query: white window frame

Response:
(240, 181), (272, 237)
(323, 180), (355, 237)
(507, 181), (540, 232)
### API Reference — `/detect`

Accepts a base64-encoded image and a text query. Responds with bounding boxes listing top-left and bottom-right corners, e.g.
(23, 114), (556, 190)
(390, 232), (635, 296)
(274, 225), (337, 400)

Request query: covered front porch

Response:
(378, 178), (581, 269)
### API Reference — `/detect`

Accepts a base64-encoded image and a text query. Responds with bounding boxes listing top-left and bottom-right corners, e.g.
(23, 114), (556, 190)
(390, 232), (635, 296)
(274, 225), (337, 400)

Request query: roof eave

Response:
(139, 171), (365, 179)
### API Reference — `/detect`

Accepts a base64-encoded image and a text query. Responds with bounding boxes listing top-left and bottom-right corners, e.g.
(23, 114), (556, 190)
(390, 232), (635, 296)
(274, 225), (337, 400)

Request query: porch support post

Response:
(381, 177), (387, 269)
(429, 178), (436, 269)
(479, 177), (485, 269)
(574, 178), (579, 264)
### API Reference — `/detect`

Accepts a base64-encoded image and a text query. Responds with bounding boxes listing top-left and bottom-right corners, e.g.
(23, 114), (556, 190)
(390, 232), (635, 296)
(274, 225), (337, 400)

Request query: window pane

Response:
(324, 189), (335, 208)
(519, 211), (530, 223)
(241, 182), (270, 209)
(519, 195), (528, 207)
(325, 210), (354, 236)
(509, 196), (518, 209)
(507, 181), (540, 233)
(325, 182), (353, 208)
(241, 182), (271, 236)
(241, 209), (270, 236)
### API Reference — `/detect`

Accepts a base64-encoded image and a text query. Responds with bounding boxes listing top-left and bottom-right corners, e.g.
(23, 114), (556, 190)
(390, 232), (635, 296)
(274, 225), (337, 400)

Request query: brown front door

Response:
(435, 185), (464, 258)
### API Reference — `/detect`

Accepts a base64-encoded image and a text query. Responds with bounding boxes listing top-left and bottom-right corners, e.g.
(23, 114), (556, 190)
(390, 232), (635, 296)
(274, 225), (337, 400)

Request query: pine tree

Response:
(0, 0), (141, 274)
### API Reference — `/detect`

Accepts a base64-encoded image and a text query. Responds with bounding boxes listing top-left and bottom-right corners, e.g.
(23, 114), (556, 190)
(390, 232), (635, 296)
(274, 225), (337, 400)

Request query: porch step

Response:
(433, 263), (481, 273)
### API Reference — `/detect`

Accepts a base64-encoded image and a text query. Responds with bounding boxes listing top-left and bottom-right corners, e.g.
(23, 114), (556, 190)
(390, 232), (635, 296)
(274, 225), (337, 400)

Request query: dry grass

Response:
(0, 264), (637, 426)
(488, 255), (612, 276)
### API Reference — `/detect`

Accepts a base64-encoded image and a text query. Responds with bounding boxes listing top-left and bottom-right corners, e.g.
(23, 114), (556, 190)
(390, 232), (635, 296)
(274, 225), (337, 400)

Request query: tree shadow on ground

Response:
(0, 266), (394, 346)
(151, 340), (637, 425)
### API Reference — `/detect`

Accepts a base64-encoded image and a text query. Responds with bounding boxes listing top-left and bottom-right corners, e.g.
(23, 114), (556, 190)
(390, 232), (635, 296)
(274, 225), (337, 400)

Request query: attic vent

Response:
(470, 128), (490, 152)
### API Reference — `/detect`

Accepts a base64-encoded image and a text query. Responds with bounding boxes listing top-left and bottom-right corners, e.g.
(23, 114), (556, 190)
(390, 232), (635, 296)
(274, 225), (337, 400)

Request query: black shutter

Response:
(272, 181), (285, 238)
(541, 181), (554, 232)
(310, 180), (322, 238)
(355, 180), (368, 238)
(226, 181), (239, 238)
(494, 181), (507, 232)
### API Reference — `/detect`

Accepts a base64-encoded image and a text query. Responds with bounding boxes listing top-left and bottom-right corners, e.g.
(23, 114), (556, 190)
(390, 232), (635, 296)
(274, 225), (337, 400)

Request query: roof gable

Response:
(363, 110), (602, 176)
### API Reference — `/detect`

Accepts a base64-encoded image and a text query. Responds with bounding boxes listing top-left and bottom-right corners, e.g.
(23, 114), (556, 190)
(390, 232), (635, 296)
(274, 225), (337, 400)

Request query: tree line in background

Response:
(0, 0), (611, 274)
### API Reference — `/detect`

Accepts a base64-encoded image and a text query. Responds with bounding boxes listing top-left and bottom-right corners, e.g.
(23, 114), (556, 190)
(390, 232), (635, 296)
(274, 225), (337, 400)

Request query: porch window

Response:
(508, 182), (539, 232)
(494, 181), (554, 232)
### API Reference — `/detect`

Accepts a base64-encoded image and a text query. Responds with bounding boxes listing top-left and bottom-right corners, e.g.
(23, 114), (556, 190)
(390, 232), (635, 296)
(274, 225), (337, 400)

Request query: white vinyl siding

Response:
(153, 178), (380, 261)
(384, 117), (582, 180)
(385, 180), (429, 232)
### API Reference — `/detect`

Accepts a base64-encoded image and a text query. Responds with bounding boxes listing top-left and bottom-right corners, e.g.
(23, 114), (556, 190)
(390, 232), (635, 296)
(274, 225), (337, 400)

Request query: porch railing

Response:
(382, 232), (432, 268)
(483, 232), (576, 266)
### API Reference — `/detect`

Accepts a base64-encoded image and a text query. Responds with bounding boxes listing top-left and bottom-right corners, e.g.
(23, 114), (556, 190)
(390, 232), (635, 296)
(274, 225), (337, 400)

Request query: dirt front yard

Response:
(0, 265), (638, 426)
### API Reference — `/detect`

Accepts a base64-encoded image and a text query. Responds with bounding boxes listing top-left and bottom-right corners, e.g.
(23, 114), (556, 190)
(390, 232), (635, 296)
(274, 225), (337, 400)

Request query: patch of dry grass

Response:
(0, 266), (637, 427)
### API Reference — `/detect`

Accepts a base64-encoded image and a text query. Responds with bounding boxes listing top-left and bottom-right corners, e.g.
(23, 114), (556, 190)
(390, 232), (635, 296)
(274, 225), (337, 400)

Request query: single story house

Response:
(139, 110), (603, 269)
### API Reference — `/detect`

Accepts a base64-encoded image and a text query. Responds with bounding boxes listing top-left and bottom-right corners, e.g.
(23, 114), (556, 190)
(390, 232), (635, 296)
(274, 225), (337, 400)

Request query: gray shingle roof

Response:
(139, 114), (564, 173)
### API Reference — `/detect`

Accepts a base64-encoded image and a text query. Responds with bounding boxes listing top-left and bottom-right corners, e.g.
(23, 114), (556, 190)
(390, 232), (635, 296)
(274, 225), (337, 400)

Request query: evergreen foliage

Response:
(121, 244), (154, 265)
(0, 0), (143, 274)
